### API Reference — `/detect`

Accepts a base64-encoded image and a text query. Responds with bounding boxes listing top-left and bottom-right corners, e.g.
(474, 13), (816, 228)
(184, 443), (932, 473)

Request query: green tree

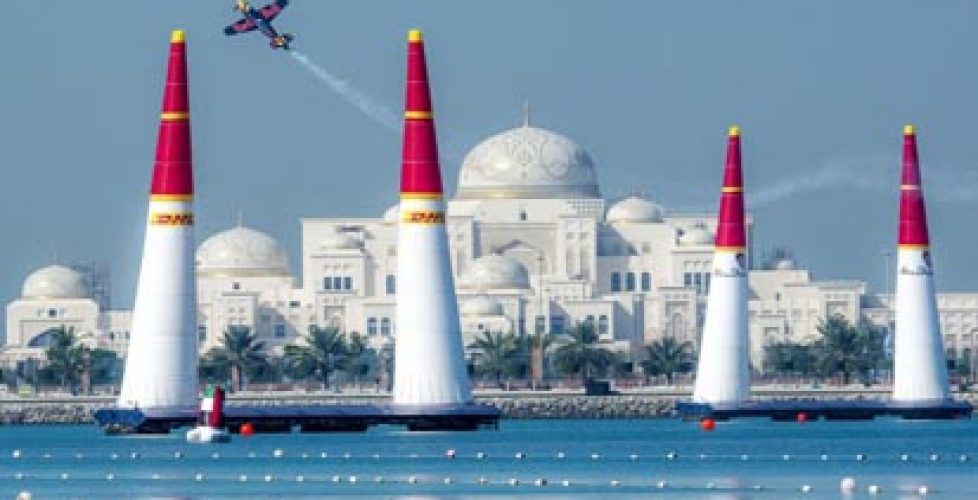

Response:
(552, 322), (616, 383)
(340, 332), (378, 389)
(468, 331), (521, 387)
(641, 337), (695, 384)
(44, 326), (84, 389)
(763, 341), (816, 376)
(201, 326), (268, 391)
(284, 326), (346, 390)
(812, 315), (887, 385)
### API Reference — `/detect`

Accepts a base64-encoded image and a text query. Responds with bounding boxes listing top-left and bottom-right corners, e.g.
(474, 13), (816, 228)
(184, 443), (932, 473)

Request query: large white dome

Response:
(606, 196), (664, 223)
(462, 255), (531, 290)
(197, 226), (290, 277)
(456, 124), (600, 200)
(22, 265), (89, 300)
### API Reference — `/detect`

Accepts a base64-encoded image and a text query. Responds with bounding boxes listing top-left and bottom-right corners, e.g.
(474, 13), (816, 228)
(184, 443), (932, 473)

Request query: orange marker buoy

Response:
(700, 418), (716, 432)
(240, 422), (255, 437)
(796, 412), (808, 423)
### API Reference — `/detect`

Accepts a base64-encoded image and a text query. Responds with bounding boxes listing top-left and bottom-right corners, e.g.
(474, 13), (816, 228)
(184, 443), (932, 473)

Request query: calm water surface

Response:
(1, 418), (976, 498)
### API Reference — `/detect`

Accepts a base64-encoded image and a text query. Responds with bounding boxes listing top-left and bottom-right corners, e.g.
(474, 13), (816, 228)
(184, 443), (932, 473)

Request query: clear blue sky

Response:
(3, 1), (978, 318)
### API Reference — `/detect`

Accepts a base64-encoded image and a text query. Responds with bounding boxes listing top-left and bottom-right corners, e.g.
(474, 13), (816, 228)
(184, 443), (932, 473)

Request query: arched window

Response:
(641, 272), (652, 292)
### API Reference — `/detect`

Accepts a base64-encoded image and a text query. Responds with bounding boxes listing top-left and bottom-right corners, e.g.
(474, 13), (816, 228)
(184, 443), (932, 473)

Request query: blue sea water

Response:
(1, 418), (976, 499)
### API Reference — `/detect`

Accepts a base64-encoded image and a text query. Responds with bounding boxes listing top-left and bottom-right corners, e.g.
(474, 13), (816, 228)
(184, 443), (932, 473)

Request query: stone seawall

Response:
(0, 392), (974, 425)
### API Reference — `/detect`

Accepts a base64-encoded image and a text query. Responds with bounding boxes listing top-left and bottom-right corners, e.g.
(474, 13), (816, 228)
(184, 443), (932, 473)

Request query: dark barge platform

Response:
(94, 403), (500, 434)
(676, 399), (973, 421)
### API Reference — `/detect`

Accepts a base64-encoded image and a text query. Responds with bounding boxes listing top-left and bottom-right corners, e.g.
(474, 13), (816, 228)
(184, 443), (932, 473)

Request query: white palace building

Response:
(7, 120), (978, 371)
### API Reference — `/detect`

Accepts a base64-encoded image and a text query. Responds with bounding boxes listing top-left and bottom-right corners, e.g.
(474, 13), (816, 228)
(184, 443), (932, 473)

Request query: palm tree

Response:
(284, 326), (346, 390)
(340, 332), (378, 389)
(552, 322), (616, 383)
(202, 326), (268, 391)
(45, 326), (84, 390)
(763, 341), (816, 377)
(812, 315), (887, 385)
(467, 331), (521, 387)
(641, 337), (695, 384)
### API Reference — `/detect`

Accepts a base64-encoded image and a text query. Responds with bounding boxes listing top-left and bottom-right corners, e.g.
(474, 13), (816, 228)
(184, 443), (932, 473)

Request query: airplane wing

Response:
(224, 17), (257, 36)
(258, 0), (288, 21)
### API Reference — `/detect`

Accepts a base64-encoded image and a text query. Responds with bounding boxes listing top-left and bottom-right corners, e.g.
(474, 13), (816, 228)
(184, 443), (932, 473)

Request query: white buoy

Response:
(407, 476), (418, 484)
(868, 484), (881, 495)
(106, 474), (115, 481)
(445, 449), (456, 459)
(706, 482), (716, 489)
(194, 473), (204, 481)
(591, 453), (600, 460)
(331, 475), (341, 483)
(901, 453), (911, 461)
(666, 451), (678, 460)
(296, 475), (305, 483)
(348, 475), (358, 484)
(629, 453), (639, 461)
(321, 452), (328, 458)
(556, 451), (565, 459)
(301, 453), (309, 459)
(238, 475), (248, 482)
(16, 491), (31, 500)
(343, 452), (352, 459)
(374, 476), (383, 484)
(561, 479), (571, 487)
(443, 477), (452, 485)
(610, 479), (621, 487)
(930, 453), (940, 462)
(855, 453), (866, 461)
(535, 478), (547, 486)
(130, 452), (140, 460)
(110, 453), (119, 460)
(753, 485), (764, 491)
(151, 473), (161, 480)
(783, 454), (791, 461)
(840, 477), (856, 494)
(741, 454), (749, 461)
(508, 478), (519, 486)
(273, 449), (284, 458)
(476, 451), (487, 460)
(372, 453), (380, 460)
(917, 485), (930, 495)
(801, 484), (813, 493)
(14, 473), (24, 480)
(247, 452), (256, 459)
(409, 453), (418, 459)
(960, 454), (970, 462)
(60, 473), (69, 481)
(264, 475), (274, 482)
(656, 480), (668, 489)
(11, 450), (22, 459)
(211, 452), (220, 459)
(515, 452), (526, 459)
(174, 451), (184, 459)
(477, 477), (488, 485)
(699, 453), (707, 460)
(42, 453), (51, 459)
(75, 453), (84, 459)
(820, 454), (829, 461)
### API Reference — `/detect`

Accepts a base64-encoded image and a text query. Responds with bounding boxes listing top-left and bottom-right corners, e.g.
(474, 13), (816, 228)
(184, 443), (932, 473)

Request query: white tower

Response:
(118, 31), (199, 410)
(892, 125), (951, 403)
(692, 126), (751, 405)
(392, 30), (473, 406)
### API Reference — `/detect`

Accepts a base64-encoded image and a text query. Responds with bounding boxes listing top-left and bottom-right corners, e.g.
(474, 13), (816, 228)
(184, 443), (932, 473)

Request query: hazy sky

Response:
(3, 1), (978, 322)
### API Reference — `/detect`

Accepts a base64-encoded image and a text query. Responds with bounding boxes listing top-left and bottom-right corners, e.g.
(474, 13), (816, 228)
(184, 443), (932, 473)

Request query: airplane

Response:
(224, 0), (294, 50)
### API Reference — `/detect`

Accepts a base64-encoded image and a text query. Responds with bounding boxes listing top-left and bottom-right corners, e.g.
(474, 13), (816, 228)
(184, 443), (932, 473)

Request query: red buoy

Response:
(700, 418), (716, 432)
(796, 412), (808, 424)
(240, 422), (255, 437)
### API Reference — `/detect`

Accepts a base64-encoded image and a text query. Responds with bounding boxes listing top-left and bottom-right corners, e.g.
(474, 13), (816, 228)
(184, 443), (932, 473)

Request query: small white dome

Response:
(22, 265), (89, 299)
(463, 255), (531, 289)
(383, 204), (400, 224)
(457, 125), (600, 200)
(606, 196), (664, 223)
(197, 226), (290, 277)
(679, 226), (714, 246)
(773, 258), (796, 271)
(320, 230), (360, 251)
(461, 296), (504, 316)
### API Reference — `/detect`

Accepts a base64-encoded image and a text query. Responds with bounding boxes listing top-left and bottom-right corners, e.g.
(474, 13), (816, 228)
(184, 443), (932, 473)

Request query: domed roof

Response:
(319, 229), (360, 251)
(383, 204), (400, 224)
(456, 123), (600, 200)
(460, 295), (504, 317)
(462, 255), (531, 289)
(197, 226), (290, 277)
(678, 225), (714, 246)
(22, 265), (89, 300)
(773, 258), (796, 271)
(606, 196), (664, 223)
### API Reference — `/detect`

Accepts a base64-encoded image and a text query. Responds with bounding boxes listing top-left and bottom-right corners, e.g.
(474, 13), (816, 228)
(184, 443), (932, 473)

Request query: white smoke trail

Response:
(289, 50), (400, 131)
(750, 154), (978, 208)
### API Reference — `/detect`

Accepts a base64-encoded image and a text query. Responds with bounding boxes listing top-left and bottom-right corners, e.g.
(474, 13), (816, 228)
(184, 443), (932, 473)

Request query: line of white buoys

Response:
(195, 473), (204, 481)
(273, 449), (284, 458)
(867, 484), (881, 495)
(840, 477), (856, 494)
(11, 450), (22, 459)
(800, 484), (813, 493)
(16, 491), (31, 500)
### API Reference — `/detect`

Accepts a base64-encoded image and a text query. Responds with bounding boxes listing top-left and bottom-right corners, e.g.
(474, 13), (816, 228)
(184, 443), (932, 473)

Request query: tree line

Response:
(11, 315), (912, 392)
